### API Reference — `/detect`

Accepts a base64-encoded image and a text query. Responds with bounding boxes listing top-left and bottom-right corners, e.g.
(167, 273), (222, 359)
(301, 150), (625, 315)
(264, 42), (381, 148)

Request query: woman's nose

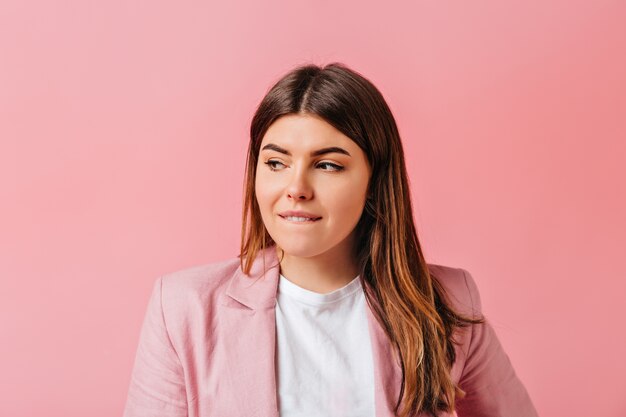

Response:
(286, 168), (313, 201)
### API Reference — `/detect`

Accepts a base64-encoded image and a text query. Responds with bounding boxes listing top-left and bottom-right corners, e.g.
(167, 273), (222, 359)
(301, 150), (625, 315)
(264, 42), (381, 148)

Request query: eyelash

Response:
(263, 160), (344, 172)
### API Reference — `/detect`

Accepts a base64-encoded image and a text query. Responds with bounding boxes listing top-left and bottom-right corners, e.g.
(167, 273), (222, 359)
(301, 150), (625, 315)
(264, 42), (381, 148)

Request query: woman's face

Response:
(255, 113), (371, 259)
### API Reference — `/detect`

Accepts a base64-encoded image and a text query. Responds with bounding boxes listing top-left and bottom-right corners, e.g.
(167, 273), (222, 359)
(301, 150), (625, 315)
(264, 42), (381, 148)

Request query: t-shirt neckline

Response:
(278, 273), (362, 306)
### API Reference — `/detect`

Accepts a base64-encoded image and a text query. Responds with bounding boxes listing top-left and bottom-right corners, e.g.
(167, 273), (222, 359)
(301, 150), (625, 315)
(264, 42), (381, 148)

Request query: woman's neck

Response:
(275, 241), (359, 294)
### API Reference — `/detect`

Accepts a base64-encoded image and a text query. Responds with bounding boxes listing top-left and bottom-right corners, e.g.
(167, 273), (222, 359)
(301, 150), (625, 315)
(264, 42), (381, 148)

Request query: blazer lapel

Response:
(363, 291), (404, 417)
(218, 245), (410, 417)
(218, 246), (281, 417)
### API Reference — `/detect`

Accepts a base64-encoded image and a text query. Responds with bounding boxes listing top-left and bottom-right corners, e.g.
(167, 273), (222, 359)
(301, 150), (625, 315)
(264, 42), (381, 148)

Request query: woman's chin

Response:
(275, 243), (327, 259)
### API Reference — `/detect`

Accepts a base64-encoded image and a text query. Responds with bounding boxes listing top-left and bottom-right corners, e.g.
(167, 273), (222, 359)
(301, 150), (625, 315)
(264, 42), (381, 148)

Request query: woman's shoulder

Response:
(427, 263), (483, 318)
(156, 255), (243, 313)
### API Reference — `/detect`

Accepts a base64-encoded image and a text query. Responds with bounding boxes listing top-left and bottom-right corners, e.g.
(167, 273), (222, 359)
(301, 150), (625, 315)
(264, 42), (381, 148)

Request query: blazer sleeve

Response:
(123, 276), (188, 417)
(455, 269), (539, 417)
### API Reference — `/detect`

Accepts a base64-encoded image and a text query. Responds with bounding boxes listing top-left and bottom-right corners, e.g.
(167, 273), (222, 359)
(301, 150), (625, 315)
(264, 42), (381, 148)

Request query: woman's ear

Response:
(364, 195), (376, 217)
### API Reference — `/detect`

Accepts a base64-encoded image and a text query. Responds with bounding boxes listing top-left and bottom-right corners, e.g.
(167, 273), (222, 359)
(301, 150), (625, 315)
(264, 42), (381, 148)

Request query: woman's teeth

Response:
(284, 216), (317, 222)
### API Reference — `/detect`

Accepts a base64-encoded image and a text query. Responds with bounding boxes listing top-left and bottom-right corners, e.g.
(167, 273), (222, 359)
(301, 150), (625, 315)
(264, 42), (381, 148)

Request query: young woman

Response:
(123, 63), (539, 417)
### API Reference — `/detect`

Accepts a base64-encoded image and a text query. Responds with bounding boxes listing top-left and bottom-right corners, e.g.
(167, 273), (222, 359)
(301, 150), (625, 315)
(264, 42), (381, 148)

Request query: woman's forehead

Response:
(261, 114), (357, 151)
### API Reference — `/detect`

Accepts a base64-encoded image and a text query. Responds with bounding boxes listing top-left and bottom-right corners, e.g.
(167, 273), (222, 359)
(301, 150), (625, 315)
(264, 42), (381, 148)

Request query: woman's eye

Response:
(264, 160), (285, 171)
(317, 162), (344, 172)
(263, 159), (344, 172)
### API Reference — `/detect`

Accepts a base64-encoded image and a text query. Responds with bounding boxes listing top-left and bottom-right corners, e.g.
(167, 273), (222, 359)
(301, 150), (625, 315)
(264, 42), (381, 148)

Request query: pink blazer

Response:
(123, 246), (538, 417)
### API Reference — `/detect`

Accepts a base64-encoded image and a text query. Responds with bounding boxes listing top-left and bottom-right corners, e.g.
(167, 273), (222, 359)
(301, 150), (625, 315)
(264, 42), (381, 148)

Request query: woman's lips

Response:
(278, 210), (322, 219)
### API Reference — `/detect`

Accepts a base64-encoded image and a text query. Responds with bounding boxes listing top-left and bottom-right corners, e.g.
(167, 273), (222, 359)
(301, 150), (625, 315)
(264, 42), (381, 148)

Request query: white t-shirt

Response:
(275, 272), (376, 417)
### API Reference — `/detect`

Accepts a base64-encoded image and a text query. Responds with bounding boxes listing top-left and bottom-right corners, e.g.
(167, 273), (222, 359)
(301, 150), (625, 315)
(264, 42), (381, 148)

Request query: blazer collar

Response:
(221, 245), (442, 417)
(224, 245), (282, 310)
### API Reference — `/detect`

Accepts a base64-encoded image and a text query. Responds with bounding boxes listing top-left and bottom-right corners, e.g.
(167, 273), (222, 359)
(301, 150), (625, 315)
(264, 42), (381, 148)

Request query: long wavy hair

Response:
(238, 62), (485, 417)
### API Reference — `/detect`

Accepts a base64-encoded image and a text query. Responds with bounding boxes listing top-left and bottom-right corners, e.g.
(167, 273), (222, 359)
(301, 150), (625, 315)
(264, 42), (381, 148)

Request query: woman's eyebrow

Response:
(261, 143), (351, 157)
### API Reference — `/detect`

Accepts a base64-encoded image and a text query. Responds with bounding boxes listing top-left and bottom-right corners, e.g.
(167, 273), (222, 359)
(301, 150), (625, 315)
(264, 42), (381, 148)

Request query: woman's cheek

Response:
(335, 177), (367, 210)
(256, 182), (281, 214)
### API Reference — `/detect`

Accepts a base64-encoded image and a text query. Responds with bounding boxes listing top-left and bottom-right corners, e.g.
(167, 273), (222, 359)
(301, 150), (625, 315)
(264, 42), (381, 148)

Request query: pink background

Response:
(1, 1), (624, 416)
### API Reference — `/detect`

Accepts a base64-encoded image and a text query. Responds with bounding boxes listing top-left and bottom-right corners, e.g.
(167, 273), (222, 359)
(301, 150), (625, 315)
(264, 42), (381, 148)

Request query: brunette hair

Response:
(239, 62), (485, 417)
